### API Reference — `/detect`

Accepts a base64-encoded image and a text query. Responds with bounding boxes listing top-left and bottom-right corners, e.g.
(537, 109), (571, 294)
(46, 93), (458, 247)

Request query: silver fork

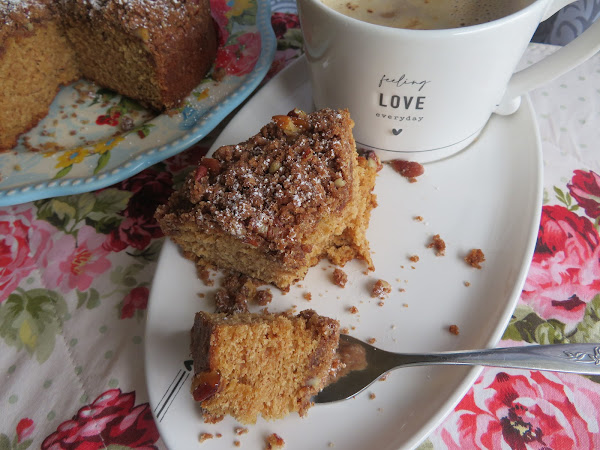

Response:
(314, 334), (600, 404)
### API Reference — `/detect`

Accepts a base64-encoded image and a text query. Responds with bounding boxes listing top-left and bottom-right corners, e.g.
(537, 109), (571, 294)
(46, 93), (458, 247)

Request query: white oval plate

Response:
(145, 56), (543, 450)
(0, 0), (276, 207)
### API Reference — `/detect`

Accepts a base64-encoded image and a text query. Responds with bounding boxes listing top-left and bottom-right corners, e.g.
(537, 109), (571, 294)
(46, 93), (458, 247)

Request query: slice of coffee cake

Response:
(155, 108), (377, 290)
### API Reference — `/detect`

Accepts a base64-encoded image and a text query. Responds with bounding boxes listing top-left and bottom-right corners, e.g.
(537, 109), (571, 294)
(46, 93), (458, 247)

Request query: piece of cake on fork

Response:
(189, 309), (340, 424)
(155, 108), (377, 290)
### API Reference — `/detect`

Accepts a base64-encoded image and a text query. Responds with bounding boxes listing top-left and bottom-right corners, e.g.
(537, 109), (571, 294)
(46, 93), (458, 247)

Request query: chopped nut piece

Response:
(334, 177), (346, 187)
(449, 324), (460, 335)
(266, 433), (285, 449)
(371, 279), (392, 299)
(332, 268), (348, 287)
(465, 248), (485, 269)
(272, 114), (309, 135)
(427, 234), (446, 256)
(269, 160), (282, 173)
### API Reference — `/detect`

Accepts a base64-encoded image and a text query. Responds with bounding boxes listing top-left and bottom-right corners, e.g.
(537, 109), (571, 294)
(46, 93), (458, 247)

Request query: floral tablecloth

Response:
(2, 3), (600, 450)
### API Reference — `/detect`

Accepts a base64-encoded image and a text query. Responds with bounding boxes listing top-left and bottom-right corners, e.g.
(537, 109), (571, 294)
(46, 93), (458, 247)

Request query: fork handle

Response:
(396, 344), (600, 375)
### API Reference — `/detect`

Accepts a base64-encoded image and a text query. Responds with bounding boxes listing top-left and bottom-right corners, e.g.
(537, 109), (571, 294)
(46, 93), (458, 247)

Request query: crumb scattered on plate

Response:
(371, 279), (392, 299)
(266, 433), (285, 449)
(449, 324), (460, 335)
(389, 159), (425, 180)
(199, 432), (213, 443)
(332, 268), (348, 287)
(256, 289), (273, 306)
(427, 234), (446, 256)
(465, 248), (485, 269)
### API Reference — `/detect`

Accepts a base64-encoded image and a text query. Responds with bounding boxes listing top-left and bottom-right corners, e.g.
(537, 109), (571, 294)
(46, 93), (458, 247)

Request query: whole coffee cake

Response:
(155, 108), (378, 290)
(0, 0), (217, 150)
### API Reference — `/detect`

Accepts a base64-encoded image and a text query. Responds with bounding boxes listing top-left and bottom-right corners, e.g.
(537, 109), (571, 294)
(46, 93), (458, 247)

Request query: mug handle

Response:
(495, 5), (600, 115)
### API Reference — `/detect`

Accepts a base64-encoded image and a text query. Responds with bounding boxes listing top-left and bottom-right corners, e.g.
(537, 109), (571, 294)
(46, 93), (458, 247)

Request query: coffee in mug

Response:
(320, 0), (531, 30)
(298, 0), (600, 162)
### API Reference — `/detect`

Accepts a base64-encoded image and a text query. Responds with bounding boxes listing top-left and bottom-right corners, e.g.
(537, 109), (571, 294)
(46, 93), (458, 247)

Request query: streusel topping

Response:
(182, 108), (356, 255)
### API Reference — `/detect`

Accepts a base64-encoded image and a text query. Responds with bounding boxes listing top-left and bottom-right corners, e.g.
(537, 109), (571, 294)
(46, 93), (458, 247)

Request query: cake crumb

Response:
(197, 268), (214, 286)
(234, 441), (241, 447)
(379, 374), (388, 381)
(235, 427), (249, 436)
(199, 433), (213, 443)
(369, 392), (376, 400)
(371, 279), (392, 299)
(378, 301), (385, 307)
(349, 306), (359, 314)
(303, 292), (312, 301)
(402, 303), (408, 308)
(332, 268), (348, 288)
(328, 443), (335, 448)
(464, 281), (471, 287)
(465, 248), (485, 269)
(340, 327), (350, 334)
(414, 215), (424, 222)
(367, 337), (376, 344)
(409, 255), (419, 263)
(449, 324), (460, 335)
(266, 433), (285, 449)
(256, 289), (273, 306)
(389, 159), (424, 179)
(427, 234), (446, 256)
(399, 288), (405, 293)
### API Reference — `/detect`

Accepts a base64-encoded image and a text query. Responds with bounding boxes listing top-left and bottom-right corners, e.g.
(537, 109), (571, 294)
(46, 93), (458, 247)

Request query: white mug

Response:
(297, 0), (600, 162)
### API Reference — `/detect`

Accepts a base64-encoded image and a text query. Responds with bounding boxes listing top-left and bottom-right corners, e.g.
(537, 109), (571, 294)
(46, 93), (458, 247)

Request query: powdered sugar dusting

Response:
(184, 109), (356, 255)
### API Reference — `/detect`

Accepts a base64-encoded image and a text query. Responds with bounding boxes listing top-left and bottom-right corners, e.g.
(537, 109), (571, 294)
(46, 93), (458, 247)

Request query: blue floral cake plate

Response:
(0, 0), (276, 207)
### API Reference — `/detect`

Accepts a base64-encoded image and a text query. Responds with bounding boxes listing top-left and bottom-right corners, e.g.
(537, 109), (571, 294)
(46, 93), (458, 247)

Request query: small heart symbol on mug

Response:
(392, 129), (403, 135)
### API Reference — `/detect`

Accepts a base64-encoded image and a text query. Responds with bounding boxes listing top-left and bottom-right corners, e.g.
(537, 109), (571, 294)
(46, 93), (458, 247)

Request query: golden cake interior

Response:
(190, 310), (340, 424)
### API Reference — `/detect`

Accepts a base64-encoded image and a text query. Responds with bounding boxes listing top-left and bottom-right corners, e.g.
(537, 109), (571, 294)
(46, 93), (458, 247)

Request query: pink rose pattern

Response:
(521, 204), (600, 327)
(41, 389), (159, 449)
(0, 14), (598, 450)
(16, 418), (34, 443)
(103, 169), (173, 252)
(430, 369), (600, 449)
(42, 225), (112, 293)
(214, 32), (262, 76)
(0, 206), (53, 302)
